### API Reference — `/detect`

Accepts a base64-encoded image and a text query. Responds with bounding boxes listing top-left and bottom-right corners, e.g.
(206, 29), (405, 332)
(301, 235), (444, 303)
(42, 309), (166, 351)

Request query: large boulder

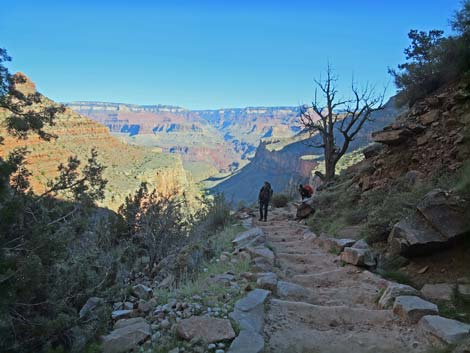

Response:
(340, 247), (376, 267)
(419, 315), (470, 344)
(101, 318), (151, 353)
(388, 212), (449, 256)
(417, 189), (467, 240)
(378, 283), (420, 309)
(393, 296), (439, 323)
(176, 316), (235, 343)
(372, 128), (412, 145)
(296, 202), (315, 220)
(389, 189), (468, 257)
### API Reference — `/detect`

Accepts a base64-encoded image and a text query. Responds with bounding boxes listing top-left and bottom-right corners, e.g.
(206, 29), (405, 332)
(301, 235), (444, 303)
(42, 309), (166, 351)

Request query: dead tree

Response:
(300, 65), (385, 181)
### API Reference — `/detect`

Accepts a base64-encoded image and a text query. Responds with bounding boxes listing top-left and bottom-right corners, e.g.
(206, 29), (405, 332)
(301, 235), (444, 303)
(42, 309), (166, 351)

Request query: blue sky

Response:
(1, 0), (461, 109)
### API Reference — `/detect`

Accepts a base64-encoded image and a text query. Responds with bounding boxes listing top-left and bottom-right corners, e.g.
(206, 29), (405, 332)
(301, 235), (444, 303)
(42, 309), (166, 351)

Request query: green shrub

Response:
(380, 270), (414, 286)
(271, 193), (290, 208)
(391, 2), (470, 106)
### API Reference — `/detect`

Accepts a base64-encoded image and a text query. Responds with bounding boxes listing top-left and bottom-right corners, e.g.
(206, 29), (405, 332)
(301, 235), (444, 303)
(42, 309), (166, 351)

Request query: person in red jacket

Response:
(298, 184), (313, 200)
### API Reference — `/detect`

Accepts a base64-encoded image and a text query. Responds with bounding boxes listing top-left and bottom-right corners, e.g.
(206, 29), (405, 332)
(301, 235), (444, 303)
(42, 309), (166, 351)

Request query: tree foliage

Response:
(0, 49), (111, 353)
(390, 1), (470, 106)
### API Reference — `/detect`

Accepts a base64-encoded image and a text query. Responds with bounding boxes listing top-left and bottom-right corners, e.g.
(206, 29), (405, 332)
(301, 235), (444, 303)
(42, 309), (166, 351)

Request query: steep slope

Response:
(212, 97), (401, 205)
(0, 74), (195, 209)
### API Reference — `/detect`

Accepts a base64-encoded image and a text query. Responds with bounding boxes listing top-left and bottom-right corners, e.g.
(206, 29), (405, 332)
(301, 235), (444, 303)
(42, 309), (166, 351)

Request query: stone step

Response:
(419, 315), (470, 344)
(270, 299), (394, 327)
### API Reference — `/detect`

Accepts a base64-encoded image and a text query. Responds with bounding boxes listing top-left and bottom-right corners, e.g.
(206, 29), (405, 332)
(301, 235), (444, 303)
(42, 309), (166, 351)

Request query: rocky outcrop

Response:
(358, 86), (469, 192)
(388, 189), (468, 256)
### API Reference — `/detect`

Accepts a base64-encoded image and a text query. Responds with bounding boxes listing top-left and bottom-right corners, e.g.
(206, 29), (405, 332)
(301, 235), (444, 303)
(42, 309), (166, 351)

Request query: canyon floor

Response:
(253, 207), (435, 353)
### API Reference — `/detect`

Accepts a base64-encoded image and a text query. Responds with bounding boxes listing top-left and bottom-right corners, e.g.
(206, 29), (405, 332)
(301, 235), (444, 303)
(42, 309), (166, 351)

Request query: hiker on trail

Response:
(258, 181), (273, 222)
(298, 184), (314, 200)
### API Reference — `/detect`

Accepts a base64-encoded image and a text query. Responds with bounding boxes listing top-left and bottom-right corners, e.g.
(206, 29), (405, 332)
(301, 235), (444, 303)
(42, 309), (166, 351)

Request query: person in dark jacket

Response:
(258, 181), (273, 222)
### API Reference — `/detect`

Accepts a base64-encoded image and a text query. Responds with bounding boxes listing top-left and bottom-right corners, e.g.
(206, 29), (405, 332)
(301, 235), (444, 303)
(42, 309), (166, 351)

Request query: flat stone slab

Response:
(419, 315), (470, 344)
(176, 316), (235, 343)
(276, 281), (313, 301)
(227, 329), (264, 353)
(230, 289), (270, 333)
(393, 296), (439, 323)
(379, 283), (420, 309)
(246, 246), (274, 265)
(233, 228), (265, 249)
(102, 319), (151, 353)
(235, 289), (271, 312)
(421, 283), (455, 302)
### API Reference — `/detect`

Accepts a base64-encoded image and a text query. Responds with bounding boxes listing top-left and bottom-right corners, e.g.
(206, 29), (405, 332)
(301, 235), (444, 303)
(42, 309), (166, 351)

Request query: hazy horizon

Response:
(2, 0), (461, 109)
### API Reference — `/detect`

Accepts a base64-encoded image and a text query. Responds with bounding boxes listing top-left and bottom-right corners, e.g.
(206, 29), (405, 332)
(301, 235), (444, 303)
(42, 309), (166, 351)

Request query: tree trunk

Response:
(324, 155), (336, 181)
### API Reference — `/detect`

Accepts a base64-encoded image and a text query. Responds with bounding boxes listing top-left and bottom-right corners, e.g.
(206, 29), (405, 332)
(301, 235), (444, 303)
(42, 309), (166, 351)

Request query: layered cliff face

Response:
(67, 102), (302, 178)
(356, 85), (470, 191)
(0, 75), (195, 210)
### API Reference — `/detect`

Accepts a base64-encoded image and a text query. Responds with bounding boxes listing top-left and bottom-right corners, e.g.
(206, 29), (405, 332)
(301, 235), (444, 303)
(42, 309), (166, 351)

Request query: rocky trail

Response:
(99, 205), (470, 353)
(239, 206), (469, 353)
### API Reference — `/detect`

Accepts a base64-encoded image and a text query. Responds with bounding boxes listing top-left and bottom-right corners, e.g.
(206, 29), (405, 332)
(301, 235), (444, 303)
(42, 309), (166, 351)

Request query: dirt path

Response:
(253, 207), (433, 353)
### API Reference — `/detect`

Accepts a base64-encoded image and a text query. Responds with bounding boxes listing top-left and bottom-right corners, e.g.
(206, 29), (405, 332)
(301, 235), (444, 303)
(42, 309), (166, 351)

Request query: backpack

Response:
(260, 185), (273, 201)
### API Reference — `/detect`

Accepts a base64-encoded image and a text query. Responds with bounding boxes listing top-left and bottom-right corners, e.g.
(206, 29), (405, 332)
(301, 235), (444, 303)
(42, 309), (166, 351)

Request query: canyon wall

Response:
(0, 76), (195, 210)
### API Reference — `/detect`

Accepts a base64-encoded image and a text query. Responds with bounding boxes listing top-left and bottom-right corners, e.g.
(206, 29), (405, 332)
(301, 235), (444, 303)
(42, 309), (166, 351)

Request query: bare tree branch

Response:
(299, 65), (386, 180)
